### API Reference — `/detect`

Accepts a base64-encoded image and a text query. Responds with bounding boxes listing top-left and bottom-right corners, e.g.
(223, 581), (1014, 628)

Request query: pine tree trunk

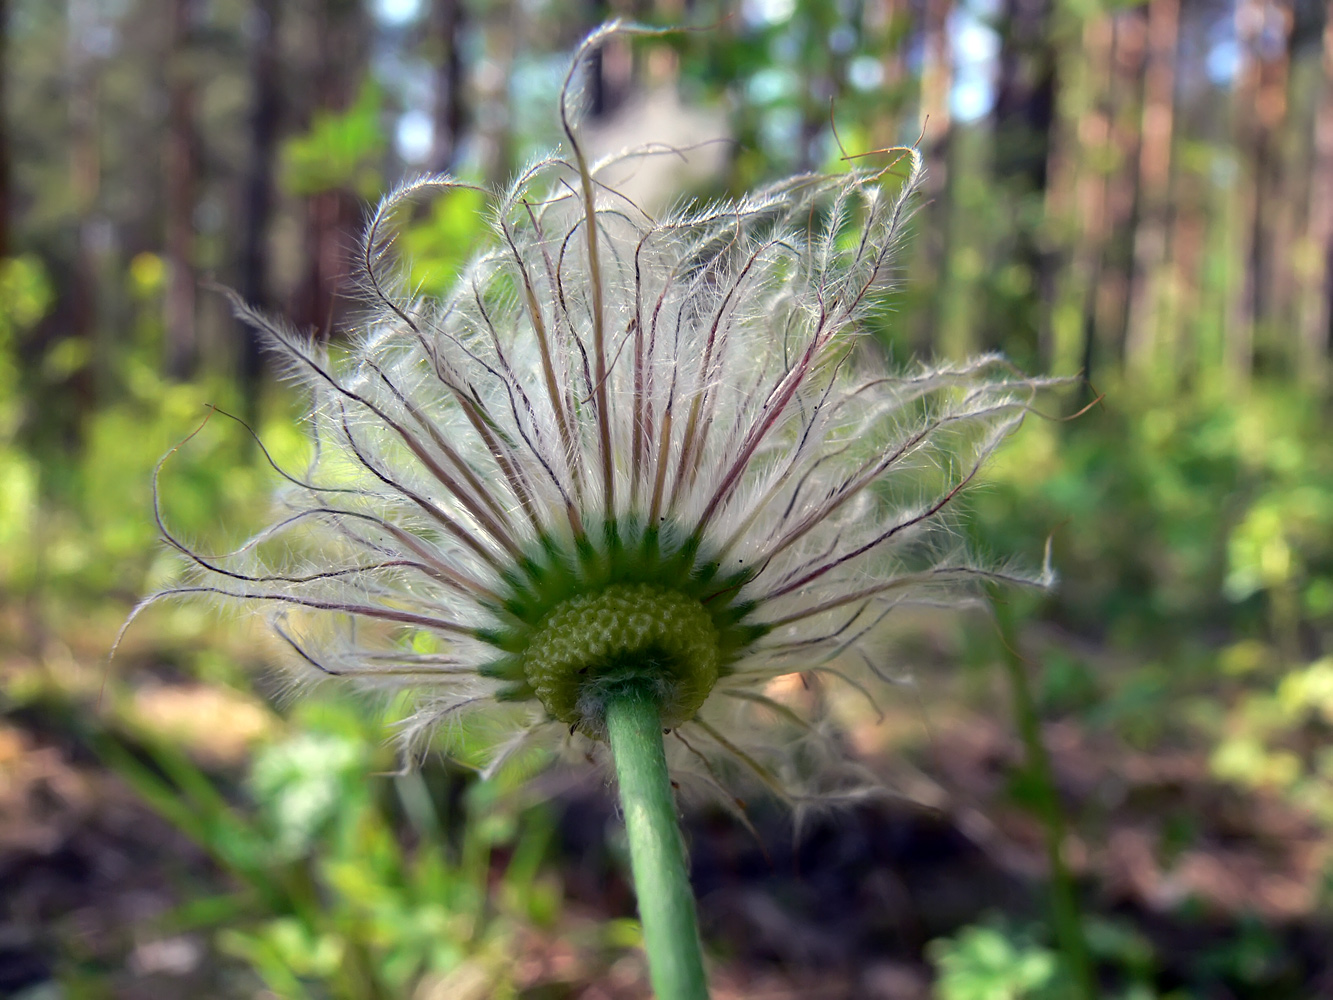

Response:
(989, 0), (1057, 362)
(291, 0), (369, 338)
(1262, 3), (1299, 370)
(239, 0), (281, 416)
(426, 0), (466, 174)
(1302, 3), (1333, 384)
(1101, 10), (1146, 369)
(0, 0), (10, 259)
(918, 0), (957, 358)
(475, 9), (515, 185)
(874, 0), (909, 148)
(1123, 0), (1180, 375)
(1228, 0), (1293, 381)
(1050, 7), (1113, 384)
(67, 0), (100, 424)
(164, 0), (198, 379)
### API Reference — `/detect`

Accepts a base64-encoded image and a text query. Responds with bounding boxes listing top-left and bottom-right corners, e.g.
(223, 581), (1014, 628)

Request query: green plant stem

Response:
(988, 585), (1096, 1000)
(604, 685), (710, 1000)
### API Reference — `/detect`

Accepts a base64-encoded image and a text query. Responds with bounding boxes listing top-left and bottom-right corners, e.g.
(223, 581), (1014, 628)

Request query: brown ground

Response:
(4, 684), (1332, 1000)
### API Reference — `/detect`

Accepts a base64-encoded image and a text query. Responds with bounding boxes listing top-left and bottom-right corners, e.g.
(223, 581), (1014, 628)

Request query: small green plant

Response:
(98, 699), (557, 999)
(990, 587), (1096, 1000)
(281, 80), (387, 199)
(929, 923), (1058, 1000)
(0, 255), (52, 586)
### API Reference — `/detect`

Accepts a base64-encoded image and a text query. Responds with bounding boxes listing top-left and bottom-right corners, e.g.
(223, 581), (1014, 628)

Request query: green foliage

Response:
(1210, 653), (1333, 823)
(249, 728), (368, 861)
(977, 375), (1333, 656)
(97, 699), (559, 1000)
(975, 374), (1333, 852)
(0, 255), (52, 584)
(929, 924), (1058, 1000)
(24, 374), (288, 600)
(399, 186), (490, 296)
(929, 913), (1304, 1000)
(1180, 915), (1295, 994)
(0, 254), (53, 343)
(0, 446), (38, 584)
(281, 80), (387, 199)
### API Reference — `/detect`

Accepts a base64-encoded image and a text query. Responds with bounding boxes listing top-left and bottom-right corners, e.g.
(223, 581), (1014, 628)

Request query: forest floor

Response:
(2, 606), (1331, 999)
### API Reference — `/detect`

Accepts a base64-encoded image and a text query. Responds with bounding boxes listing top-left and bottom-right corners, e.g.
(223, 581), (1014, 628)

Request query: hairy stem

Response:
(604, 685), (710, 1000)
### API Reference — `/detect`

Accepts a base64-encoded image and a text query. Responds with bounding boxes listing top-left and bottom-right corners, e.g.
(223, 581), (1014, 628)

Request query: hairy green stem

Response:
(604, 685), (710, 1000)
(989, 585), (1096, 1000)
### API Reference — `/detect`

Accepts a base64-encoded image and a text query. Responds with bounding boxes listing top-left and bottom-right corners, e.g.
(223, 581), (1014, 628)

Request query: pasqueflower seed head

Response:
(147, 25), (1052, 805)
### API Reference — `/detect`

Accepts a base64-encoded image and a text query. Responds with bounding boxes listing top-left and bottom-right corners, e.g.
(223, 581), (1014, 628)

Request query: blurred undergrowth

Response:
(90, 700), (561, 1000)
(976, 376), (1333, 828)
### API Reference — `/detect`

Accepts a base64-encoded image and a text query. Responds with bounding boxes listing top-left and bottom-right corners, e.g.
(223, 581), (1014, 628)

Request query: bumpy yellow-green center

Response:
(521, 583), (720, 735)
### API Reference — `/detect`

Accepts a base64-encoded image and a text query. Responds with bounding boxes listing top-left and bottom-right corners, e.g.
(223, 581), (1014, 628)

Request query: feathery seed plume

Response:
(143, 24), (1053, 811)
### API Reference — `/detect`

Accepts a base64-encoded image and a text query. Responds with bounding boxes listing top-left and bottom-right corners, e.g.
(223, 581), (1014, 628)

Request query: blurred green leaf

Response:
(281, 80), (387, 198)
(929, 924), (1059, 1000)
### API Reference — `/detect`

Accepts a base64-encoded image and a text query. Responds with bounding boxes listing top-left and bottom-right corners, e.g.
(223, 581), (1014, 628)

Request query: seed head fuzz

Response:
(141, 24), (1054, 809)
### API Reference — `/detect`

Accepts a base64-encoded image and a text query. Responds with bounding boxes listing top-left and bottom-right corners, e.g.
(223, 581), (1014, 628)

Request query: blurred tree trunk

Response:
(238, 0), (281, 418)
(872, 0), (909, 148)
(292, 0), (369, 338)
(67, 0), (100, 423)
(1265, 3), (1301, 368)
(476, 10), (515, 184)
(918, 0), (951, 141)
(164, 0), (198, 379)
(1046, 7), (1113, 384)
(426, 0), (465, 173)
(1302, 4), (1333, 385)
(1255, 0), (1294, 365)
(579, 0), (634, 121)
(1252, 0), (1294, 332)
(1123, 0), (1180, 375)
(0, 0), (10, 259)
(1099, 10), (1145, 371)
(1228, 0), (1261, 379)
(993, 0), (1056, 192)
(584, 0), (609, 117)
(1229, 0), (1293, 380)
(988, 0), (1056, 361)
(796, 2), (844, 173)
(917, 0), (957, 358)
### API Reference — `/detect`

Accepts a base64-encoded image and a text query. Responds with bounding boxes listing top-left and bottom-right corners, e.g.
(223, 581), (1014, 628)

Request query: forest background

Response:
(2, 0), (1333, 997)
